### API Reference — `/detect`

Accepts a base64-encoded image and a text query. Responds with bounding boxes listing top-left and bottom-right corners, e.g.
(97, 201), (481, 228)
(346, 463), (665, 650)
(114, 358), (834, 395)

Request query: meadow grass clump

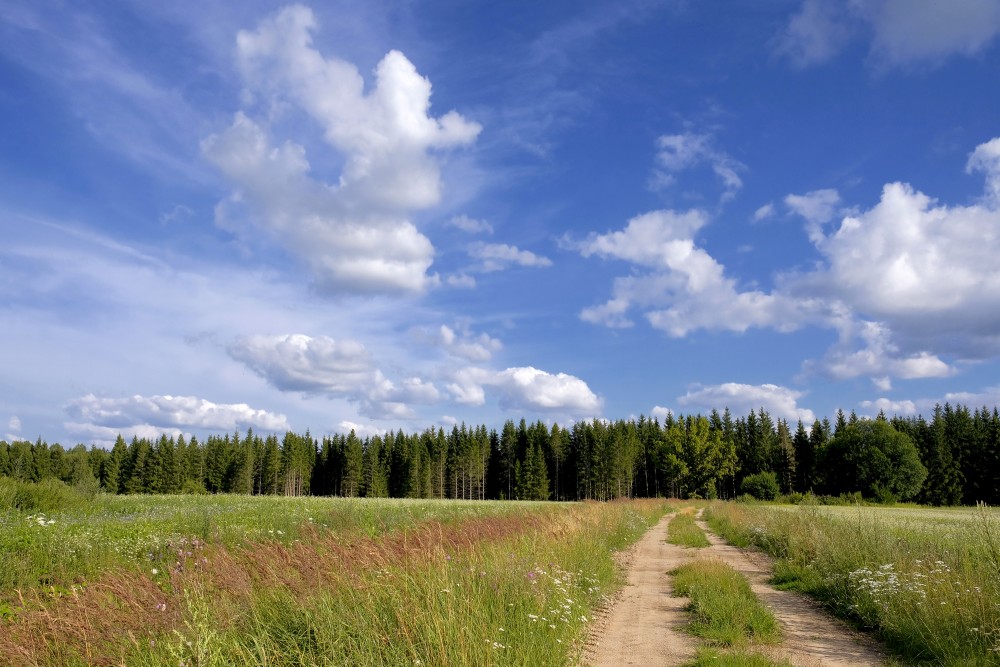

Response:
(685, 647), (791, 667)
(705, 501), (1000, 665)
(667, 508), (711, 548)
(671, 557), (780, 646)
(0, 494), (538, 598)
(1, 498), (668, 666)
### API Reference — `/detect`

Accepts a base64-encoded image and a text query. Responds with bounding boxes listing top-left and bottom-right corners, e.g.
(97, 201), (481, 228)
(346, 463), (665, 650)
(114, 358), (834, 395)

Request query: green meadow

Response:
(705, 501), (1000, 666)
(0, 484), (667, 665)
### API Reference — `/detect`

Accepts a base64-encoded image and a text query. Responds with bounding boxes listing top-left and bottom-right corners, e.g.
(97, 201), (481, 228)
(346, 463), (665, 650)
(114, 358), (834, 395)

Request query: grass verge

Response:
(667, 509), (710, 548)
(704, 501), (1000, 666)
(684, 647), (791, 667)
(671, 557), (780, 646)
(1, 498), (667, 666)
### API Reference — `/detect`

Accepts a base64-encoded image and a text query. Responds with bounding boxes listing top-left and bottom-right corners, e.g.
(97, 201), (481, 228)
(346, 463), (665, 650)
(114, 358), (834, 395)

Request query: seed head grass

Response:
(705, 501), (1000, 666)
(0, 497), (668, 666)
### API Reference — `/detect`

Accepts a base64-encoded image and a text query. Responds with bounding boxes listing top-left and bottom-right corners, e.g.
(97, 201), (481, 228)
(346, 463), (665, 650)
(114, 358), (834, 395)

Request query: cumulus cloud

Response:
(493, 367), (601, 414)
(445, 366), (601, 416)
(785, 188), (842, 243)
(448, 214), (494, 235)
(581, 136), (1000, 386)
(799, 154), (1000, 359)
(968, 136), (1000, 204)
(64, 393), (291, 442)
(204, 6), (480, 294)
(774, 0), (1000, 69)
(5, 415), (22, 442)
(651, 405), (673, 420)
(436, 324), (503, 361)
(468, 242), (553, 272)
(229, 333), (440, 419)
(860, 385), (1000, 419)
(678, 383), (816, 423)
(577, 209), (813, 336)
(651, 132), (744, 201)
(336, 420), (386, 438)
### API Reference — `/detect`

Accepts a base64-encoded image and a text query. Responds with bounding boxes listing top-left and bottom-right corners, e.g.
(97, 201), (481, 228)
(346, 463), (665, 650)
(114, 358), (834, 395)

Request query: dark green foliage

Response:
(4, 401), (1000, 503)
(740, 472), (780, 501)
(820, 419), (927, 502)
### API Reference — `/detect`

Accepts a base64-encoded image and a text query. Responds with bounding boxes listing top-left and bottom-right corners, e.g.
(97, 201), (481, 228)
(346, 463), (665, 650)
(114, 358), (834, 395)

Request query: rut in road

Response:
(583, 508), (888, 667)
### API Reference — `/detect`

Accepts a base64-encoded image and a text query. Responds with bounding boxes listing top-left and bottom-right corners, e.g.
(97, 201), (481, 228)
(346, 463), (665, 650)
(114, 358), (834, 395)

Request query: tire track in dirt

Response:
(584, 513), (700, 666)
(585, 510), (889, 667)
(694, 514), (888, 667)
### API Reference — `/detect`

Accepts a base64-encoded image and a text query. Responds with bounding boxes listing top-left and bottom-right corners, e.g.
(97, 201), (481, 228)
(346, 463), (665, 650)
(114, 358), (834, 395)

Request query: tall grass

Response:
(672, 558), (780, 646)
(1, 498), (667, 665)
(0, 492), (541, 597)
(667, 508), (711, 548)
(705, 501), (1000, 666)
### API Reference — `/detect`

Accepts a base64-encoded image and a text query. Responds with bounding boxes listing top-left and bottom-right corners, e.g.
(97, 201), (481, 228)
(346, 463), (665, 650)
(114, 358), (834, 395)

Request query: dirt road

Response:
(583, 509), (887, 667)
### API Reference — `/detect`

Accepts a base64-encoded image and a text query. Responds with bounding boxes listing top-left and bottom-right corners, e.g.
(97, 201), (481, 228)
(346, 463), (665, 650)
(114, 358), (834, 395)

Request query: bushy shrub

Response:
(740, 472), (779, 501)
(0, 477), (89, 512)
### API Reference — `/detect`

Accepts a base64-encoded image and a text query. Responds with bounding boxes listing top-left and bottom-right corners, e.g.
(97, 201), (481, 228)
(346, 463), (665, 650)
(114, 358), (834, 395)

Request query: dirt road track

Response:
(583, 510), (888, 667)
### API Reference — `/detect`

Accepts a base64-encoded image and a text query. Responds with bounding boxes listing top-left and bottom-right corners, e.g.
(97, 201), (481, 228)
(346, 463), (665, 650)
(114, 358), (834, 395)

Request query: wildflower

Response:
(151, 568), (158, 575)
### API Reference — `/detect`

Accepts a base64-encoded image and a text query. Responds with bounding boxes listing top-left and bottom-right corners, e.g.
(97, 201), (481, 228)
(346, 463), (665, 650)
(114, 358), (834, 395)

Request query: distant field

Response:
(0, 491), (667, 665)
(706, 501), (1000, 666)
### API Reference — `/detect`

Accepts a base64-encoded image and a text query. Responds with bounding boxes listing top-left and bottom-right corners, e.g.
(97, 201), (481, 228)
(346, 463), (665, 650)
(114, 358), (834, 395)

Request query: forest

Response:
(1, 403), (997, 505)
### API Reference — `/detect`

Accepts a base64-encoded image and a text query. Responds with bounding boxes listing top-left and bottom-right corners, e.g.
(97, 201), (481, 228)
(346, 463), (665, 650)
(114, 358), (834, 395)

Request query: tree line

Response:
(1, 403), (998, 505)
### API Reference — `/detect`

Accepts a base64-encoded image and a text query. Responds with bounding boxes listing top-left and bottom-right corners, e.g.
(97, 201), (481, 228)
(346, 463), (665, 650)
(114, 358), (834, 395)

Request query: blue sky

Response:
(3, 0), (1000, 446)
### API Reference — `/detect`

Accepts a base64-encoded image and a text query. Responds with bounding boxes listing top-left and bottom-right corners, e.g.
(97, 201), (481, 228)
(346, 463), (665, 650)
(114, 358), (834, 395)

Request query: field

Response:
(705, 501), (1000, 666)
(0, 485), (666, 665)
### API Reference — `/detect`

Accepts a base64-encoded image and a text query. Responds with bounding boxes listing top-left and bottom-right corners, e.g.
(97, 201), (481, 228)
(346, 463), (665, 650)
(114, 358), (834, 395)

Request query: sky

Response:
(2, 0), (1000, 447)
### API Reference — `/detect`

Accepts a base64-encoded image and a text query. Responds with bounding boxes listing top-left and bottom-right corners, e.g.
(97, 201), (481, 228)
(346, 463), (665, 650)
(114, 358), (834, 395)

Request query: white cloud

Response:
(857, 0), (1000, 67)
(445, 365), (601, 416)
(445, 366), (491, 406)
(336, 420), (386, 438)
(651, 405), (673, 420)
(65, 422), (189, 448)
(582, 137), (1000, 385)
(468, 242), (553, 272)
(773, 0), (852, 68)
(577, 209), (812, 336)
(752, 202), (776, 222)
(859, 386), (1000, 418)
(65, 394), (290, 436)
(436, 324), (503, 361)
(859, 397), (919, 416)
(816, 320), (954, 381)
(228, 333), (440, 419)
(652, 132), (744, 201)
(775, 0), (1000, 69)
(968, 136), (1000, 204)
(800, 149), (1000, 358)
(493, 367), (601, 415)
(678, 383), (816, 423)
(448, 214), (494, 234)
(230, 334), (376, 394)
(204, 6), (480, 294)
(785, 188), (842, 243)
(7, 416), (21, 432)
(445, 273), (477, 289)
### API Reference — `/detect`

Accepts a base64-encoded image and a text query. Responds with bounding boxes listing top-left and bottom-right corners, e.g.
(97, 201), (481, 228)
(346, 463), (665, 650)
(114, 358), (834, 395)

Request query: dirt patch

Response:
(585, 510), (889, 667)
(583, 513), (700, 666)
(695, 516), (887, 667)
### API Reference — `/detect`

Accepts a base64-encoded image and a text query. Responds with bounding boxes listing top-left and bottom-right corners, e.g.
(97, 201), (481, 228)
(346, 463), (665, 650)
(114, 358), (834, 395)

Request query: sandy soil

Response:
(583, 510), (889, 667)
